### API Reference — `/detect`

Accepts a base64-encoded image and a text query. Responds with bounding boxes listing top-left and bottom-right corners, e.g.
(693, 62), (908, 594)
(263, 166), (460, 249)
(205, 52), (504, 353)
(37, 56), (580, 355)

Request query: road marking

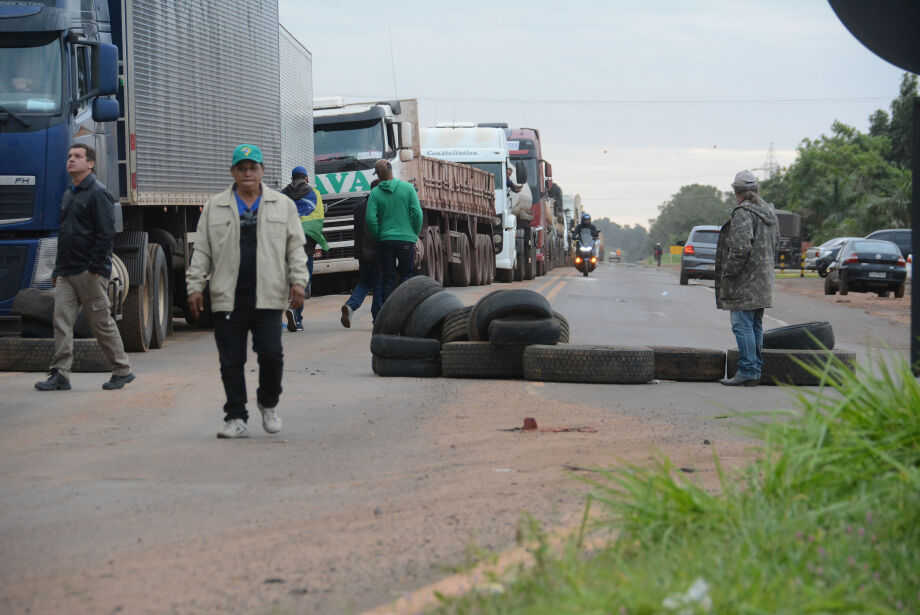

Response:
(765, 314), (788, 326)
(650, 311), (668, 319)
(546, 280), (567, 303)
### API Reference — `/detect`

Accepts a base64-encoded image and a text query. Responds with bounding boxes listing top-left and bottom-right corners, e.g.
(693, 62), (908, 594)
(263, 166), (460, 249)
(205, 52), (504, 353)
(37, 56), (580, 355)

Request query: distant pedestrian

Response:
(366, 159), (423, 304)
(281, 166), (328, 332)
(186, 144), (308, 438)
(35, 143), (134, 392)
(715, 170), (779, 387)
(653, 242), (663, 267)
(341, 180), (383, 327)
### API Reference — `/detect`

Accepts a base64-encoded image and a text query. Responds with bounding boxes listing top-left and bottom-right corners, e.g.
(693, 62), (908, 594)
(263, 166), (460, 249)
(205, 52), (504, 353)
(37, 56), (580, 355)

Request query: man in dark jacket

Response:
(340, 180), (383, 327)
(281, 166), (327, 331)
(35, 143), (134, 391)
(715, 170), (779, 387)
(572, 213), (599, 242)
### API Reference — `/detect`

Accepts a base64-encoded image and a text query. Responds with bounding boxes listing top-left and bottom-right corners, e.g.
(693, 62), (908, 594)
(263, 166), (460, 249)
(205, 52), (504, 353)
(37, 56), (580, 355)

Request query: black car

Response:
(814, 237), (861, 277)
(824, 238), (907, 297)
(865, 228), (911, 258)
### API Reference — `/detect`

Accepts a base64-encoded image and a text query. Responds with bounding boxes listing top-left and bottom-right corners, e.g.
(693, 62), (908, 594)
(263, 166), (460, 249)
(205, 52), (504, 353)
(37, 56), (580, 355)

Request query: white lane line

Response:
(765, 314), (788, 326)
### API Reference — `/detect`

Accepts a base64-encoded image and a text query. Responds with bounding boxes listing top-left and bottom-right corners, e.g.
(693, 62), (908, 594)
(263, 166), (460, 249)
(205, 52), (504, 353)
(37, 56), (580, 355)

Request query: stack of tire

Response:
(0, 288), (110, 372)
(369, 275), (464, 378)
(728, 321), (856, 385)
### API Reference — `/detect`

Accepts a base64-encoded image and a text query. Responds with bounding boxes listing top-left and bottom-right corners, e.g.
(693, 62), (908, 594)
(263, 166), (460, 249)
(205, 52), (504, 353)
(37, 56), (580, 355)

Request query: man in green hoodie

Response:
(366, 159), (423, 303)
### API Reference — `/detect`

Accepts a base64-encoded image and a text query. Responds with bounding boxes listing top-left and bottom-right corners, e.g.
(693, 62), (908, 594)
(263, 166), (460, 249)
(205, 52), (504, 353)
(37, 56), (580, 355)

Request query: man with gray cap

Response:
(715, 170), (779, 387)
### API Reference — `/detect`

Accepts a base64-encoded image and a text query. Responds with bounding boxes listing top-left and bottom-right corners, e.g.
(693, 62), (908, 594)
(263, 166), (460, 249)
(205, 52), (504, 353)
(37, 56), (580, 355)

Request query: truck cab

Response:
(311, 97), (416, 274)
(420, 123), (517, 283)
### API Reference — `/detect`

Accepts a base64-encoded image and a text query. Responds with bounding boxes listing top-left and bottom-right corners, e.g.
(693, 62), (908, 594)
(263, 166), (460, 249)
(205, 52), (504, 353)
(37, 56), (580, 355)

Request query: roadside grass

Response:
(430, 354), (920, 614)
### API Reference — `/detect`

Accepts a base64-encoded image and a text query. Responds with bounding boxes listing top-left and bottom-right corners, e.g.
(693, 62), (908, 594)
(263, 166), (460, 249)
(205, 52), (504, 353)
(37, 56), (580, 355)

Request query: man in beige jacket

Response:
(187, 144), (308, 439)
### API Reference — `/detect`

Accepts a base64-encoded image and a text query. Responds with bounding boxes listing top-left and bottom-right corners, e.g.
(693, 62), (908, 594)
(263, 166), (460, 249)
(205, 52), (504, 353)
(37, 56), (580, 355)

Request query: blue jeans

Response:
(345, 259), (383, 320)
(292, 240), (316, 326)
(730, 308), (764, 379)
(378, 240), (415, 304)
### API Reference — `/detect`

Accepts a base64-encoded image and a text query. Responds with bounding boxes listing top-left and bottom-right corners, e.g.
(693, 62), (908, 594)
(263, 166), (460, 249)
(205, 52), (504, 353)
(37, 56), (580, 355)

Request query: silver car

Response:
(804, 237), (859, 270)
(679, 225), (720, 285)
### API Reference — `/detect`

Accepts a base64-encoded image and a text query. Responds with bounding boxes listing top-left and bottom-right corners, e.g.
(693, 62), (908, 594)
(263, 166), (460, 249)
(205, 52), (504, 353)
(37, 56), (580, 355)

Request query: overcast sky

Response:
(280, 0), (908, 228)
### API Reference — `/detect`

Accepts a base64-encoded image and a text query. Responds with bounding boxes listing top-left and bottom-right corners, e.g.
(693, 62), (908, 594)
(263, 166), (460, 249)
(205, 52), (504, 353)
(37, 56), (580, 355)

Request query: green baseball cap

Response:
(232, 143), (263, 166)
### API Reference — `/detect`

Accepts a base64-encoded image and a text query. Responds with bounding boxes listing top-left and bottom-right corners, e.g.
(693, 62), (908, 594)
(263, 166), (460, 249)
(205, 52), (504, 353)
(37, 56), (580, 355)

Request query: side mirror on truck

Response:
(73, 42), (119, 106)
(399, 122), (413, 150)
(92, 98), (120, 122)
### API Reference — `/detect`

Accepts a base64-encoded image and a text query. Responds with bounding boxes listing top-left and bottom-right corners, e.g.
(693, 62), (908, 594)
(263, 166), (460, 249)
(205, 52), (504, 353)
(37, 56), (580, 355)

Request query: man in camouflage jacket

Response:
(714, 170), (779, 386)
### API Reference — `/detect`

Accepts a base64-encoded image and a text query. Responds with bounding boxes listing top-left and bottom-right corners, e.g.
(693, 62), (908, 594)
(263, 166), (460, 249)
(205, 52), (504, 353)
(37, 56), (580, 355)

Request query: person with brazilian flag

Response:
(282, 166), (328, 331)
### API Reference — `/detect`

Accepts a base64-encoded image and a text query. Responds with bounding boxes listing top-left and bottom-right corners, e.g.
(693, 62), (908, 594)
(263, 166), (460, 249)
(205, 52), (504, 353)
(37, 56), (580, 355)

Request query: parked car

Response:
(824, 238), (907, 298)
(865, 228), (911, 258)
(804, 237), (855, 270)
(812, 237), (861, 277)
(679, 225), (720, 285)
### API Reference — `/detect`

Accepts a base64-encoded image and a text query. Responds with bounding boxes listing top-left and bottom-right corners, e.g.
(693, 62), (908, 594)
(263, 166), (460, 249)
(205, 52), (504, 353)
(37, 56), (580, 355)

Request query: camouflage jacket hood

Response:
(714, 197), (779, 311)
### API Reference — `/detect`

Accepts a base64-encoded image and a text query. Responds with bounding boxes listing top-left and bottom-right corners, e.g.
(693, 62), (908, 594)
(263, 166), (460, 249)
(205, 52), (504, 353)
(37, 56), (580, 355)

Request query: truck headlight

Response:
(30, 237), (58, 290)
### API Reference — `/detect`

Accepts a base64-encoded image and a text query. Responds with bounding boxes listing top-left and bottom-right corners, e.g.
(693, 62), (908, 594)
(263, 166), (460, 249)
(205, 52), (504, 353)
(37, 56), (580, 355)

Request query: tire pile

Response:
(370, 283), (855, 386)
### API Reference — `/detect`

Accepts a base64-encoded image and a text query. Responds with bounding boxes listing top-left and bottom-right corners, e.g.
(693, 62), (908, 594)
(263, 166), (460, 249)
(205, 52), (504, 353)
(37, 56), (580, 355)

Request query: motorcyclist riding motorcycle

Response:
(572, 213), (599, 241)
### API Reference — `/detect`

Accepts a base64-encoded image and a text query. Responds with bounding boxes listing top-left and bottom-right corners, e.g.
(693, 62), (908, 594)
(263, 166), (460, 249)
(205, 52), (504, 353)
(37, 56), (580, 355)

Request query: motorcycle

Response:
(573, 228), (599, 277)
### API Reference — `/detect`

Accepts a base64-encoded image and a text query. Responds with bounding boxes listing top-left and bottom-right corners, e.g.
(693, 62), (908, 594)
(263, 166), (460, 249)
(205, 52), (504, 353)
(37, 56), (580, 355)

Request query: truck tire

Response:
(441, 341), (525, 379)
(553, 311), (570, 343)
(0, 338), (110, 372)
(488, 317), (561, 346)
(117, 252), (154, 352)
(147, 244), (169, 349)
(12, 289), (93, 339)
(440, 306), (473, 344)
(650, 346), (726, 382)
(370, 334), (442, 360)
(522, 345), (655, 384)
(726, 348), (856, 386)
(372, 355), (441, 378)
(763, 322), (835, 351)
(524, 242), (536, 281)
(468, 235), (482, 287)
(373, 275), (443, 336)
(449, 234), (472, 287)
(401, 290), (465, 338)
(513, 247), (524, 282)
(469, 289), (553, 341)
(496, 267), (514, 283)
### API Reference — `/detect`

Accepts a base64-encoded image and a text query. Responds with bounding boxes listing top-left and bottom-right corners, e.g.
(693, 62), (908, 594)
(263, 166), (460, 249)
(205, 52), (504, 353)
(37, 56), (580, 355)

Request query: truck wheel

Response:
(524, 243), (536, 280)
(0, 338), (111, 372)
(118, 254), (154, 352)
(401, 290), (465, 338)
(370, 334), (442, 360)
(440, 306), (473, 344)
(372, 275), (443, 336)
(147, 244), (169, 349)
(726, 348), (856, 386)
(763, 321), (835, 351)
(450, 234), (472, 287)
(441, 341), (525, 379)
(513, 247), (524, 282)
(649, 346), (726, 382)
(372, 355), (441, 378)
(488, 316), (561, 346)
(469, 289), (553, 341)
(523, 345), (655, 384)
(468, 235), (482, 287)
(496, 268), (514, 284)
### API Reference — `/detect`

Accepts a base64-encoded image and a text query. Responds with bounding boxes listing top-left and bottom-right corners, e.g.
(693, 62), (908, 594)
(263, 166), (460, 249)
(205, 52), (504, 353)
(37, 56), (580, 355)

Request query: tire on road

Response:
(488, 317), (561, 346)
(12, 288), (93, 338)
(726, 348), (856, 386)
(370, 334), (442, 360)
(441, 341), (525, 379)
(468, 289), (552, 341)
(440, 306), (473, 345)
(650, 346), (725, 382)
(20, 317), (53, 339)
(522, 344), (655, 384)
(0, 338), (111, 372)
(401, 290), (465, 338)
(371, 355), (441, 378)
(762, 321), (835, 351)
(553, 311), (570, 343)
(373, 275), (443, 336)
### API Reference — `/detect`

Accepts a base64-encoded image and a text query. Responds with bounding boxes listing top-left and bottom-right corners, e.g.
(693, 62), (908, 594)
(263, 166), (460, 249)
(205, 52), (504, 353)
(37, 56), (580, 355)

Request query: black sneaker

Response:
(102, 372), (136, 390)
(285, 308), (297, 332)
(35, 368), (71, 391)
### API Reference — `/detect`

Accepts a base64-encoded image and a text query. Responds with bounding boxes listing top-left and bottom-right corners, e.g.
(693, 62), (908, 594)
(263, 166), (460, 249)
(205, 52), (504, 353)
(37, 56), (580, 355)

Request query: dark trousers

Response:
(293, 237), (317, 325)
(345, 259), (383, 320)
(378, 240), (415, 304)
(213, 307), (284, 422)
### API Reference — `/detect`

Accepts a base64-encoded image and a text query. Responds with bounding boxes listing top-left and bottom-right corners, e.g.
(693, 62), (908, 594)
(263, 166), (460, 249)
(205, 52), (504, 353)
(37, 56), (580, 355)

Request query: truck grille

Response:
(0, 185), (35, 221)
(0, 246), (28, 302)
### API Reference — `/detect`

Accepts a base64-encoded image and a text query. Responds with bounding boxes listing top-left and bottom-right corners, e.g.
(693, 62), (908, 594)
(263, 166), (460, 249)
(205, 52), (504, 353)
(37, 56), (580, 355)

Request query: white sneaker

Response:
(217, 418), (249, 439)
(258, 403), (282, 434)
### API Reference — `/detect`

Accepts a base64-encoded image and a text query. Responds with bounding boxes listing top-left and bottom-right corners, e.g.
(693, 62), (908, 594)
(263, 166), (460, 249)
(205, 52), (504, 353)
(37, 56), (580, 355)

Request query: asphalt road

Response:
(0, 263), (907, 614)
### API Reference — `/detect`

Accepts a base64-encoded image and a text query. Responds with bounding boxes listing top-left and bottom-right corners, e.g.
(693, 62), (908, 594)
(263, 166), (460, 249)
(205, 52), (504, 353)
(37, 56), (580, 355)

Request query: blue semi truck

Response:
(0, 0), (312, 350)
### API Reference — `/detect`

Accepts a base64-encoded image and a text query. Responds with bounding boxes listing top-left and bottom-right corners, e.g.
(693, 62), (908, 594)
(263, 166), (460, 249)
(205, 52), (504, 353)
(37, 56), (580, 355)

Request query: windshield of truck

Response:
(0, 34), (62, 114)
(465, 162), (503, 190)
(314, 120), (383, 167)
